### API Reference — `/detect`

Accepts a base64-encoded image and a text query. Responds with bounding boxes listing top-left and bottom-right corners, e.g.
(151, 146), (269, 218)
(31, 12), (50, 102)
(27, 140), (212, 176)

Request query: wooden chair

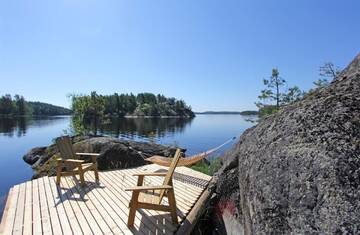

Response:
(55, 136), (100, 187)
(125, 148), (182, 227)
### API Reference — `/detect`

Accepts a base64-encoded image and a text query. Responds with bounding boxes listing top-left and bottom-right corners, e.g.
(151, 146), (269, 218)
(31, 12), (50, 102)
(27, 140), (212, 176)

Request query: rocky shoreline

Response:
(23, 135), (184, 179)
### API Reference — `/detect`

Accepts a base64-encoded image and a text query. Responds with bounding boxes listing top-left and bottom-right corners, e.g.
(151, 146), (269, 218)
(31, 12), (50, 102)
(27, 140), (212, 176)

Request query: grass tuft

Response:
(190, 158), (222, 176)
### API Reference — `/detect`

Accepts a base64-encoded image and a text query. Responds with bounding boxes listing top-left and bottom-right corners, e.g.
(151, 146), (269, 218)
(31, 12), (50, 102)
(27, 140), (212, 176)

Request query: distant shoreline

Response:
(123, 115), (193, 118)
(195, 111), (258, 115)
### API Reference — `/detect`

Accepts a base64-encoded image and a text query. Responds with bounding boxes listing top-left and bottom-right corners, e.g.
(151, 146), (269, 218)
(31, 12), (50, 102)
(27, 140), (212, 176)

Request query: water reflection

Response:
(0, 116), (194, 140)
(71, 117), (194, 141)
(0, 116), (70, 137)
(0, 117), (28, 137)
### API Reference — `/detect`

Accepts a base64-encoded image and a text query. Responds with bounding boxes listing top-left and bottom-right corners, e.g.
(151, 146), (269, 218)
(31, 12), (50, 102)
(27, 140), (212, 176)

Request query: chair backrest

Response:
(56, 136), (76, 160)
(158, 148), (182, 203)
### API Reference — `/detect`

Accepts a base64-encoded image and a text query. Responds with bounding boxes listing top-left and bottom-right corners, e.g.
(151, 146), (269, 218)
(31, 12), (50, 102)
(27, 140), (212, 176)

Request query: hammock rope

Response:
(146, 137), (236, 167)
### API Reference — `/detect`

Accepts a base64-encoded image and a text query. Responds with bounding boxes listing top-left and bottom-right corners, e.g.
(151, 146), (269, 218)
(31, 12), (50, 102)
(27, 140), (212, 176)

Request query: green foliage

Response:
(258, 68), (286, 109)
(258, 105), (278, 118)
(281, 86), (305, 104)
(319, 62), (341, 80)
(256, 69), (305, 118)
(312, 62), (341, 89)
(71, 91), (105, 119)
(71, 91), (194, 119)
(0, 94), (71, 116)
(0, 94), (16, 115)
(190, 158), (222, 176)
(70, 115), (91, 135)
(14, 95), (26, 115)
(313, 78), (330, 88)
(305, 62), (341, 96)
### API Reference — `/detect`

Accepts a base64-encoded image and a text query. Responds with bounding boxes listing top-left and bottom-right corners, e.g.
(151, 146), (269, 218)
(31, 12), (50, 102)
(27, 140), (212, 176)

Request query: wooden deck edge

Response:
(175, 176), (218, 235)
(0, 187), (12, 233)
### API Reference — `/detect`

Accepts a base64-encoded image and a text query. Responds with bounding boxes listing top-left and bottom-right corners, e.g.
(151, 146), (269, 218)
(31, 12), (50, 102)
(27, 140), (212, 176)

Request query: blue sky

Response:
(0, 0), (359, 111)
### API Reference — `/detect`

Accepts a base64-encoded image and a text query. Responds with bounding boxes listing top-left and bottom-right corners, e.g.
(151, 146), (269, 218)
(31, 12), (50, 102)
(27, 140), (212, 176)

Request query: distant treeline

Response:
(196, 111), (258, 115)
(0, 94), (72, 116)
(71, 92), (195, 120)
(239, 110), (258, 115)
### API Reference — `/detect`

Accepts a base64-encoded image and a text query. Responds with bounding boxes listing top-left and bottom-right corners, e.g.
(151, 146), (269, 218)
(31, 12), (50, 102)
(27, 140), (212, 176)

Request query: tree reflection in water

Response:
(0, 117), (29, 137)
(71, 116), (194, 141)
(0, 116), (193, 141)
(0, 116), (72, 138)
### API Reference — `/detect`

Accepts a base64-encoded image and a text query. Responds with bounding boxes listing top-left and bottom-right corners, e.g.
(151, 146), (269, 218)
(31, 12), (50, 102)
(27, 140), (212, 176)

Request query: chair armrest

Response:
(125, 185), (173, 191)
(56, 158), (84, 164)
(133, 172), (167, 177)
(75, 153), (100, 156)
(76, 153), (99, 163)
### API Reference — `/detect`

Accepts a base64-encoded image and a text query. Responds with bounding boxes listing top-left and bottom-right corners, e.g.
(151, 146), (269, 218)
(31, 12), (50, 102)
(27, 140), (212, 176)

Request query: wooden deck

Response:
(0, 164), (211, 235)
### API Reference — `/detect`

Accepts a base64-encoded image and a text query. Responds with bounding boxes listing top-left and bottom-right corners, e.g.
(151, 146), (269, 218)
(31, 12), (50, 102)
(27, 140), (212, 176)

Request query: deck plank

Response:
(0, 164), (211, 235)
(38, 177), (53, 235)
(59, 176), (99, 235)
(49, 177), (83, 235)
(0, 188), (12, 234)
(46, 177), (72, 235)
(70, 179), (114, 235)
(2, 186), (19, 235)
(23, 181), (33, 235)
(79, 177), (126, 235)
(70, 177), (119, 235)
(64, 176), (107, 235)
(83, 173), (147, 235)
(43, 177), (64, 235)
(32, 179), (42, 235)
(12, 183), (26, 235)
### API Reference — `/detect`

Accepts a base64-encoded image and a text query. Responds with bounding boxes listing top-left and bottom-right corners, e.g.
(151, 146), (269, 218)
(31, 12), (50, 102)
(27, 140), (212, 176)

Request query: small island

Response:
(71, 92), (195, 119)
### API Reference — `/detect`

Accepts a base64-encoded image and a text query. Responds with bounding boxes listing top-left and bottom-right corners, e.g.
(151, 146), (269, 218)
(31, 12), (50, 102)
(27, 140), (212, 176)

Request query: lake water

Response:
(0, 115), (255, 216)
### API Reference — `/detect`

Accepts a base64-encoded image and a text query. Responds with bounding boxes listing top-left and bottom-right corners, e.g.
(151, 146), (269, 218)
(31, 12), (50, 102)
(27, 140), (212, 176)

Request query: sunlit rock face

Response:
(214, 53), (360, 234)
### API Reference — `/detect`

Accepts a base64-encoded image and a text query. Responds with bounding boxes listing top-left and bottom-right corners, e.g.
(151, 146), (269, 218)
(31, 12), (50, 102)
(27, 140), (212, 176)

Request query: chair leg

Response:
(94, 168), (99, 182)
(128, 192), (139, 227)
(78, 165), (85, 187)
(167, 189), (178, 224)
(79, 173), (85, 186)
(56, 163), (62, 185)
(128, 175), (143, 227)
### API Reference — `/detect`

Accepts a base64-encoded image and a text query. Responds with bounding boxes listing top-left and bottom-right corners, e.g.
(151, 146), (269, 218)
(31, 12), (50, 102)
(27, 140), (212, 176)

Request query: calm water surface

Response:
(0, 115), (255, 215)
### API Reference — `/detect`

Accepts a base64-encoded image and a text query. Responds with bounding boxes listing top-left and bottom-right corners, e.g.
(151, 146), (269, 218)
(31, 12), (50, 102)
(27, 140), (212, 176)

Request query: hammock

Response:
(146, 137), (236, 167)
